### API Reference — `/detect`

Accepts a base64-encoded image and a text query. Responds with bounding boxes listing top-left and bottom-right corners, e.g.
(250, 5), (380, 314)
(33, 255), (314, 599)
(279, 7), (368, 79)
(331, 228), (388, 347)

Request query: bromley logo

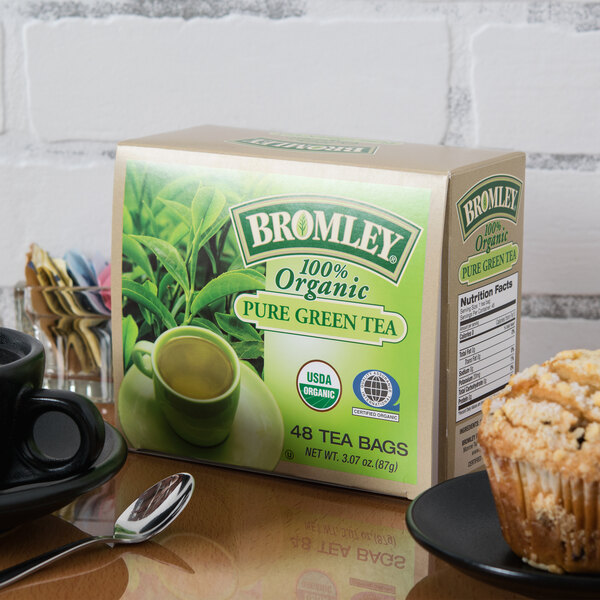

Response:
(234, 137), (378, 155)
(456, 175), (522, 241)
(230, 195), (422, 283)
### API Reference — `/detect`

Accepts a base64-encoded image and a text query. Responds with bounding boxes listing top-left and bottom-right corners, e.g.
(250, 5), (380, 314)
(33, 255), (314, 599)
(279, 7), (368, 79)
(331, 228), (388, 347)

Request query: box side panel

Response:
(442, 154), (526, 479)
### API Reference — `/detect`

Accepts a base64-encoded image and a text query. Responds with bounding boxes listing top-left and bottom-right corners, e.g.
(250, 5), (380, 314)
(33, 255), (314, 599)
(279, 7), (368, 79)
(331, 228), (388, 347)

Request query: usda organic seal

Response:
(297, 360), (341, 411)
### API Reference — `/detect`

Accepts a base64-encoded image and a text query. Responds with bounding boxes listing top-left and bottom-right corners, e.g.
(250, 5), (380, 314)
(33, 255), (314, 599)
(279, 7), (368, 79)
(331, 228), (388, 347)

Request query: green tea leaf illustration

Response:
(188, 202), (232, 288)
(131, 235), (190, 295)
(232, 340), (264, 360)
(122, 164), (269, 371)
(190, 268), (265, 316)
(140, 202), (158, 237)
(123, 234), (155, 283)
(122, 279), (177, 329)
(158, 272), (175, 304)
(159, 198), (193, 223)
(156, 175), (200, 207)
(170, 294), (186, 318)
(124, 161), (147, 212)
(123, 266), (147, 281)
(139, 280), (159, 331)
(190, 317), (223, 337)
(189, 211), (230, 264)
(123, 206), (134, 235)
(122, 315), (139, 370)
(192, 187), (226, 235)
(215, 312), (262, 342)
(167, 222), (190, 248)
(296, 213), (308, 237)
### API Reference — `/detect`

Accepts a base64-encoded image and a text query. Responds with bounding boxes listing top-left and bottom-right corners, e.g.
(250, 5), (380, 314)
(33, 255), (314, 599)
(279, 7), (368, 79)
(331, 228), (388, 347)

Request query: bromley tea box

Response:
(111, 126), (525, 499)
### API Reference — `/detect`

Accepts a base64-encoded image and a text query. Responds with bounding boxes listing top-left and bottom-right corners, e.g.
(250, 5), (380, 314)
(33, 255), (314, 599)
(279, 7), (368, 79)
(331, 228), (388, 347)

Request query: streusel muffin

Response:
(478, 349), (600, 573)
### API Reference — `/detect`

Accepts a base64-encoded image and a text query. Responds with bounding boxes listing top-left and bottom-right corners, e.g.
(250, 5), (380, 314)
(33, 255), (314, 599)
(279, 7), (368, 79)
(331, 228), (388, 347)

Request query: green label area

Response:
(120, 158), (431, 487)
(456, 175), (522, 241)
(459, 242), (519, 285)
(234, 290), (407, 346)
(230, 195), (422, 283)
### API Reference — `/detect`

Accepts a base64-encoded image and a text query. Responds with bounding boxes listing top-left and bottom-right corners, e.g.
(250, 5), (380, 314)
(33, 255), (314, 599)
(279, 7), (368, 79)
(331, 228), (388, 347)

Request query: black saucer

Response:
(0, 423), (127, 532)
(406, 471), (600, 599)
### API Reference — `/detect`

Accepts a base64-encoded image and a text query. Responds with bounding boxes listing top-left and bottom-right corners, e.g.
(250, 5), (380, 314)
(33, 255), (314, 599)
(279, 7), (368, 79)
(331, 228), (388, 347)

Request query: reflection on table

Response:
(0, 453), (534, 600)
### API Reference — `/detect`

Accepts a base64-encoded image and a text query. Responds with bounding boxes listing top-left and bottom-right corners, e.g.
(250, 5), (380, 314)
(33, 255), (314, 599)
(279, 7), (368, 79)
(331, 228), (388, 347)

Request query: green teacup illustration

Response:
(132, 326), (241, 447)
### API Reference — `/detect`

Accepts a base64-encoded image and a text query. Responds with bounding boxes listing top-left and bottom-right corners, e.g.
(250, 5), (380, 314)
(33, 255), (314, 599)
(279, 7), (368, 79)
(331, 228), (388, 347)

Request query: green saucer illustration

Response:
(118, 362), (284, 471)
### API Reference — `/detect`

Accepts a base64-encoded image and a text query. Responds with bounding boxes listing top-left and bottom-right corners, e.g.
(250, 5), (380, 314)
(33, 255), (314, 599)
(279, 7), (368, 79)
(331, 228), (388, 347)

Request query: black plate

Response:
(407, 470), (600, 599)
(0, 423), (127, 532)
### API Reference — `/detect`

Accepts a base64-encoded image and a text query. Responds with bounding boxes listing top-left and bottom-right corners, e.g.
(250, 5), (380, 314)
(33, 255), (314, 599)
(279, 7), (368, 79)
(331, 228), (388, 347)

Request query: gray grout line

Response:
(14, 1), (600, 31)
(21, 0), (307, 20)
(527, 153), (600, 172)
(522, 294), (600, 320)
(527, 2), (600, 32)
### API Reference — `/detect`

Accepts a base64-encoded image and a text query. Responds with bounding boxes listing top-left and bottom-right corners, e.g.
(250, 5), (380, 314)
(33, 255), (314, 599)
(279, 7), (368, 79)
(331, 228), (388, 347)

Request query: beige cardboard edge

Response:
(111, 147), (126, 405)
(117, 124), (521, 176)
(418, 175), (449, 496)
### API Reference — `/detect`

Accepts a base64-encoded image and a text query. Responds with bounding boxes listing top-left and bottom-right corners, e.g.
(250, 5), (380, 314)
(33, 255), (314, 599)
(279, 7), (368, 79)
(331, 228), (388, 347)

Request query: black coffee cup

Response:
(0, 327), (105, 489)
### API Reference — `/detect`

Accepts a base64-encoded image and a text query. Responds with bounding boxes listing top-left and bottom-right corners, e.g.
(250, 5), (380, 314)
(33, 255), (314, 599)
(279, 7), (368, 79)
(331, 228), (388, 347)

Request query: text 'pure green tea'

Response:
(157, 336), (233, 400)
(112, 126), (525, 499)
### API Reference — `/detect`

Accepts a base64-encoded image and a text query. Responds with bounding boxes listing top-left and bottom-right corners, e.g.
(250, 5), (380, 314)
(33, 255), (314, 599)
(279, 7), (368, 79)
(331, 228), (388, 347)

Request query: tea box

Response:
(111, 126), (525, 498)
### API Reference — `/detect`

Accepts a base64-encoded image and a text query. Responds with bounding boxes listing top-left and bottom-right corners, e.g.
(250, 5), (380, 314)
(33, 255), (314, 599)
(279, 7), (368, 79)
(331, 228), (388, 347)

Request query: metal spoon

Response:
(0, 472), (195, 588)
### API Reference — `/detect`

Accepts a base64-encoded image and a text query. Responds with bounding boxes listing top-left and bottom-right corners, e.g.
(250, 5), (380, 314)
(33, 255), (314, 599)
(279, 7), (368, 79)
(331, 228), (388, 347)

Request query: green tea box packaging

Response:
(111, 126), (525, 499)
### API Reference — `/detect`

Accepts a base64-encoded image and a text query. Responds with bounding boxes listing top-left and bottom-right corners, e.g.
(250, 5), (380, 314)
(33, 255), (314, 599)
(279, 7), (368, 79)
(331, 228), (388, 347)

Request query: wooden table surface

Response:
(0, 448), (534, 600)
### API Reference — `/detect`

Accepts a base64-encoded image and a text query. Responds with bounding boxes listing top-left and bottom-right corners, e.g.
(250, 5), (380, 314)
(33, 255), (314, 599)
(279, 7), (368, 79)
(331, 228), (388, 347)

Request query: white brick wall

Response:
(521, 317), (600, 366)
(25, 17), (449, 143)
(0, 161), (114, 285)
(0, 25), (4, 133)
(524, 169), (600, 294)
(1, 0), (599, 359)
(473, 25), (600, 154)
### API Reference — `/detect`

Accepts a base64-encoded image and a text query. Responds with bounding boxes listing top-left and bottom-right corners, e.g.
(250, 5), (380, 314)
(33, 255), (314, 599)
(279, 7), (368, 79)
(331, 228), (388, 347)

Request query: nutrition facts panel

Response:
(456, 273), (518, 421)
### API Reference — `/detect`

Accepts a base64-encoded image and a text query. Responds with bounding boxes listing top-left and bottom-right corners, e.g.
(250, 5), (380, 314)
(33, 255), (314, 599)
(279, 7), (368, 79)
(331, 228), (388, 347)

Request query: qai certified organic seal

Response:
(297, 360), (341, 411)
(353, 369), (400, 415)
